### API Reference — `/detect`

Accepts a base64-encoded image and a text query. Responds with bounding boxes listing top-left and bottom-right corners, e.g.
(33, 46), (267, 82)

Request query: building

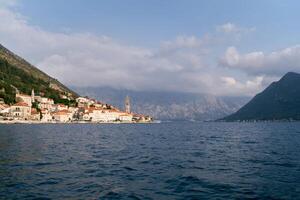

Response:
(10, 102), (31, 120)
(119, 113), (133, 122)
(88, 108), (107, 122)
(16, 93), (32, 107)
(41, 109), (52, 122)
(0, 103), (10, 117)
(35, 96), (54, 104)
(85, 107), (132, 122)
(55, 104), (68, 111)
(125, 95), (131, 113)
(36, 97), (55, 111)
(76, 97), (95, 107)
(52, 110), (73, 122)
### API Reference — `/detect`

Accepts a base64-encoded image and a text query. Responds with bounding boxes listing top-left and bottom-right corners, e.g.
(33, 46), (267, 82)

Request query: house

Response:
(119, 113), (133, 122)
(88, 108), (106, 122)
(105, 110), (122, 122)
(35, 97), (55, 111)
(41, 109), (52, 122)
(10, 102), (31, 120)
(35, 96), (54, 104)
(16, 93), (32, 107)
(54, 104), (68, 111)
(83, 107), (127, 122)
(76, 97), (95, 107)
(133, 114), (152, 122)
(0, 103), (10, 117)
(68, 106), (78, 115)
(52, 110), (73, 122)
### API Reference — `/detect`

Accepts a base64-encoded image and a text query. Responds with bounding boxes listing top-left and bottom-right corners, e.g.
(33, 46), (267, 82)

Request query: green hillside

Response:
(0, 44), (78, 105)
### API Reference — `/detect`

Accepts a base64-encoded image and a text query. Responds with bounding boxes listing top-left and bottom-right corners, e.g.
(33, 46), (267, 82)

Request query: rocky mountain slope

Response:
(223, 72), (300, 121)
(73, 87), (249, 121)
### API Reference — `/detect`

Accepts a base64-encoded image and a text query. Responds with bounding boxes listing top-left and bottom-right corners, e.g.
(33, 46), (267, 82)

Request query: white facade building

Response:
(52, 110), (73, 122)
(16, 94), (32, 107)
(10, 102), (31, 120)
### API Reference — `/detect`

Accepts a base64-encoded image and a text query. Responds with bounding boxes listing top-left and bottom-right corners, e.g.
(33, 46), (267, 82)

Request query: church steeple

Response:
(125, 95), (130, 113)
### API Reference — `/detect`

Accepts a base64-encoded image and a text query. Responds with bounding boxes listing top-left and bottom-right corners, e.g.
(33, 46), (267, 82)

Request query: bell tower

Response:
(125, 95), (130, 113)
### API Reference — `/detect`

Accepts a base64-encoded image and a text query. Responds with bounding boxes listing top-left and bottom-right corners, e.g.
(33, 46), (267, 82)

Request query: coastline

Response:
(0, 120), (156, 124)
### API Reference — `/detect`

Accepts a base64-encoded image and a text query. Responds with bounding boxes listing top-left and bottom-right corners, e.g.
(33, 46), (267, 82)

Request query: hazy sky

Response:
(1, 0), (300, 96)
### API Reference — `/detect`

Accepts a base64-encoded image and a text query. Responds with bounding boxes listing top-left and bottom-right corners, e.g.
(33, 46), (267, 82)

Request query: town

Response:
(0, 89), (152, 123)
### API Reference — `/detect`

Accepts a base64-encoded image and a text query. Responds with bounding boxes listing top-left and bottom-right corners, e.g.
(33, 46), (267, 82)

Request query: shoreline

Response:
(0, 120), (156, 124)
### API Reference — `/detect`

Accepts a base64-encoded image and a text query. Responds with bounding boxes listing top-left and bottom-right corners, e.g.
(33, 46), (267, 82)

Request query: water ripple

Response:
(0, 122), (300, 199)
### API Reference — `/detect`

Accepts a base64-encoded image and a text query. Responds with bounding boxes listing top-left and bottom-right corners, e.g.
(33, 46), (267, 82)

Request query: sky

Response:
(1, 0), (300, 96)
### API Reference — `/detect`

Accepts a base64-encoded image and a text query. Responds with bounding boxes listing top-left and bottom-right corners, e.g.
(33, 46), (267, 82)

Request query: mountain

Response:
(223, 72), (300, 121)
(72, 86), (249, 121)
(0, 44), (77, 104)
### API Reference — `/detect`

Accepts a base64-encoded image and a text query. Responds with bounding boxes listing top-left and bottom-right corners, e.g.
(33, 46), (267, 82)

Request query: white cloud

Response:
(217, 23), (238, 33)
(0, 6), (278, 96)
(0, 7), (216, 91)
(222, 76), (237, 86)
(216, 76), (264, 96)
(217, 22), (256, 34)
(220, 46), (300, 76)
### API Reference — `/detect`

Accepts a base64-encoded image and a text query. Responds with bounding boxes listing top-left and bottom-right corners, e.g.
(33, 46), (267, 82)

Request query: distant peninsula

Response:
(0, 44), (152, 124)
(222, 72), (300, 122)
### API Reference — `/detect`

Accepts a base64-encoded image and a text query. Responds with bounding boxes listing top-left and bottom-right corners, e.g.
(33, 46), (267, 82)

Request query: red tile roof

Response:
(13, 102), (29, 107)
(52, 110), (71, 115)
(0, 104), (9, 108)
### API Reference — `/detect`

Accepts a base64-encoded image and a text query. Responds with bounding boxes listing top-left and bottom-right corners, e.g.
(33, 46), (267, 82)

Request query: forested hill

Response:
(0, 44), (77, 105)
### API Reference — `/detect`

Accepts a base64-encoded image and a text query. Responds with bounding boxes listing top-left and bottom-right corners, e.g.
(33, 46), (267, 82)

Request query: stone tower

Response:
(125, 95), (130, 113)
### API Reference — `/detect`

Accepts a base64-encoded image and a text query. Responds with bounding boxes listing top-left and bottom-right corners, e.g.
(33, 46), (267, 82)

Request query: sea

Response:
(0, 122), (300, 199)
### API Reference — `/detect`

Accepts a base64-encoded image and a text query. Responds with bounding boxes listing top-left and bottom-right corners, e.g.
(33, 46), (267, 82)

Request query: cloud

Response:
(0, 6), (276, 96)
(220, 46), (300, 76)
(220, 76), (265, 96)
(217, 22), (256, 34)
(0, 7), (215, 91)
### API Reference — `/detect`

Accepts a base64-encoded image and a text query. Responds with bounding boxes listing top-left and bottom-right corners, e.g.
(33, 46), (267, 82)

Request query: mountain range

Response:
(223, 72), (300, 121)
(72, 86), (250, 121)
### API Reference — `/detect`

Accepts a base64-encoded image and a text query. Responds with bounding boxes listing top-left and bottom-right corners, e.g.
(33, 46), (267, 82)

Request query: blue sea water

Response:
(0, 122), (300, 199)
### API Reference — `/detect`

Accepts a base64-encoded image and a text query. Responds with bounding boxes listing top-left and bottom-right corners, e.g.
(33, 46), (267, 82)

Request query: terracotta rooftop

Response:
(13, 102), (29, 107)
(52, 110), (71, 115)
(0, 104), (9, 108)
